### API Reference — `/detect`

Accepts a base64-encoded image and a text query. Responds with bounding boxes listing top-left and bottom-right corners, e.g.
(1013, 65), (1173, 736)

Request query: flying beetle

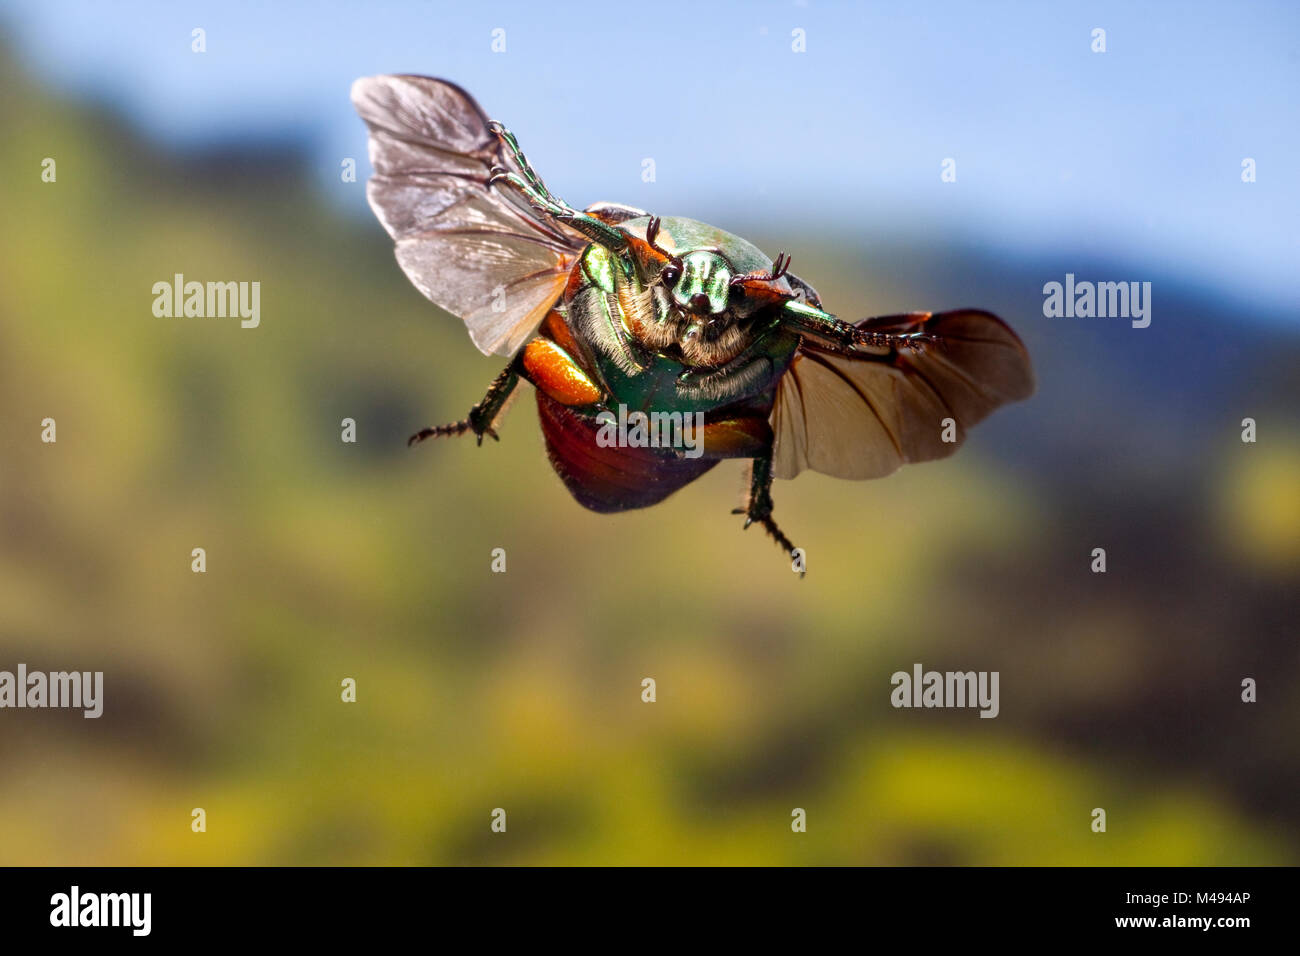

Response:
(351, 75), (1034, 565)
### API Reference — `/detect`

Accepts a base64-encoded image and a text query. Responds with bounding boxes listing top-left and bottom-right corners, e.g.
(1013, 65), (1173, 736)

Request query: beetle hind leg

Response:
(409, 364), (520, 447)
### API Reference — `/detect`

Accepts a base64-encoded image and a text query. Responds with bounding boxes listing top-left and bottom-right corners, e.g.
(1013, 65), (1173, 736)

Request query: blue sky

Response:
(5, 0), (1297, 312)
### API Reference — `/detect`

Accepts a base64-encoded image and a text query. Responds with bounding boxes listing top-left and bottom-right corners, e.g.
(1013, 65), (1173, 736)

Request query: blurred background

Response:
(0, 0), (1297, 865)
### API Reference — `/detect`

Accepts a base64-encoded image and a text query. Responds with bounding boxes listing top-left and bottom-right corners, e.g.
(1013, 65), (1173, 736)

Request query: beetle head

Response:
(629, 216), (798, 366)
(664, 250), (732, 316)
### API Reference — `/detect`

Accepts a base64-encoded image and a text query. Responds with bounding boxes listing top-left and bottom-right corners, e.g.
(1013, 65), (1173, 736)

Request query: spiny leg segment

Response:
(782, 301), (938, 354)
(733, 453), (801, 570)
(408, 364), (520, 447)
(408, 329), (611, 447)
(485, 121), (630, 253)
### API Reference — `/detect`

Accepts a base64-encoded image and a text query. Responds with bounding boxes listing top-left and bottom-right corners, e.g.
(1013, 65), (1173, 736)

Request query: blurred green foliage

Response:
(0, 52), (1296, 865)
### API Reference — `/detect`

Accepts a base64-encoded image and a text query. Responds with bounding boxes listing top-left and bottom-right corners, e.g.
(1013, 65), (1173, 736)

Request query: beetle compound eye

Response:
(660, 261), (682, 287)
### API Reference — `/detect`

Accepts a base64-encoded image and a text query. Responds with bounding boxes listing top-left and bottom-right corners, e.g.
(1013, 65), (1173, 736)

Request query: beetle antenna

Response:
(770, 253), (791, 281)
(731, 253), (791, 288)
(646, 216), (675, 261)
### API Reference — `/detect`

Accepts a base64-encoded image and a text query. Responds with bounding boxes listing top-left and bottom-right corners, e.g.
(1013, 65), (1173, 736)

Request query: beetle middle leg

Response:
(408, 363), (520, 447)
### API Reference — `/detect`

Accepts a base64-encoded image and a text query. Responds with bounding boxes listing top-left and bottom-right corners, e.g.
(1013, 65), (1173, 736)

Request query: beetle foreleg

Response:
(408, 363), (520, 447)
(486, 121), (630, 254)
(732, 453), (802, 571)
(781, 301), (936, 354)
(485, 121), (550, 198)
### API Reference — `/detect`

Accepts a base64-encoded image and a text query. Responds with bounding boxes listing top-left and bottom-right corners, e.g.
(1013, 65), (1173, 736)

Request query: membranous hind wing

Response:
(770, 310), (1034, 480)
(351, 75), (586, 356)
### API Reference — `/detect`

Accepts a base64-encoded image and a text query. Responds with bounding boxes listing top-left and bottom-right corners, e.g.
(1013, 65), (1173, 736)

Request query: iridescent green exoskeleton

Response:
(353, 75), (1034, 567)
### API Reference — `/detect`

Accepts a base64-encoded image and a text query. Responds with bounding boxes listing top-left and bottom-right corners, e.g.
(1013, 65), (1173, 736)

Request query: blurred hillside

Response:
(1, 47), (1297, 865)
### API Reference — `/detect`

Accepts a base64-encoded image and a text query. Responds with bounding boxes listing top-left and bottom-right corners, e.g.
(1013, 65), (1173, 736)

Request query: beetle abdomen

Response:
(534, 391), (717, 513)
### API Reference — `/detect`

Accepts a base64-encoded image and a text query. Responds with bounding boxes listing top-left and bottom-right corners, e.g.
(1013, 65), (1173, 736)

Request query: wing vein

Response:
(800, 351), (904, 458)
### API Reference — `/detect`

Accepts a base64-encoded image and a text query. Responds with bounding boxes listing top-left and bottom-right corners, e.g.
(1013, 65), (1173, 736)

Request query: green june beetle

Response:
(352, 75), (1034, 566)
